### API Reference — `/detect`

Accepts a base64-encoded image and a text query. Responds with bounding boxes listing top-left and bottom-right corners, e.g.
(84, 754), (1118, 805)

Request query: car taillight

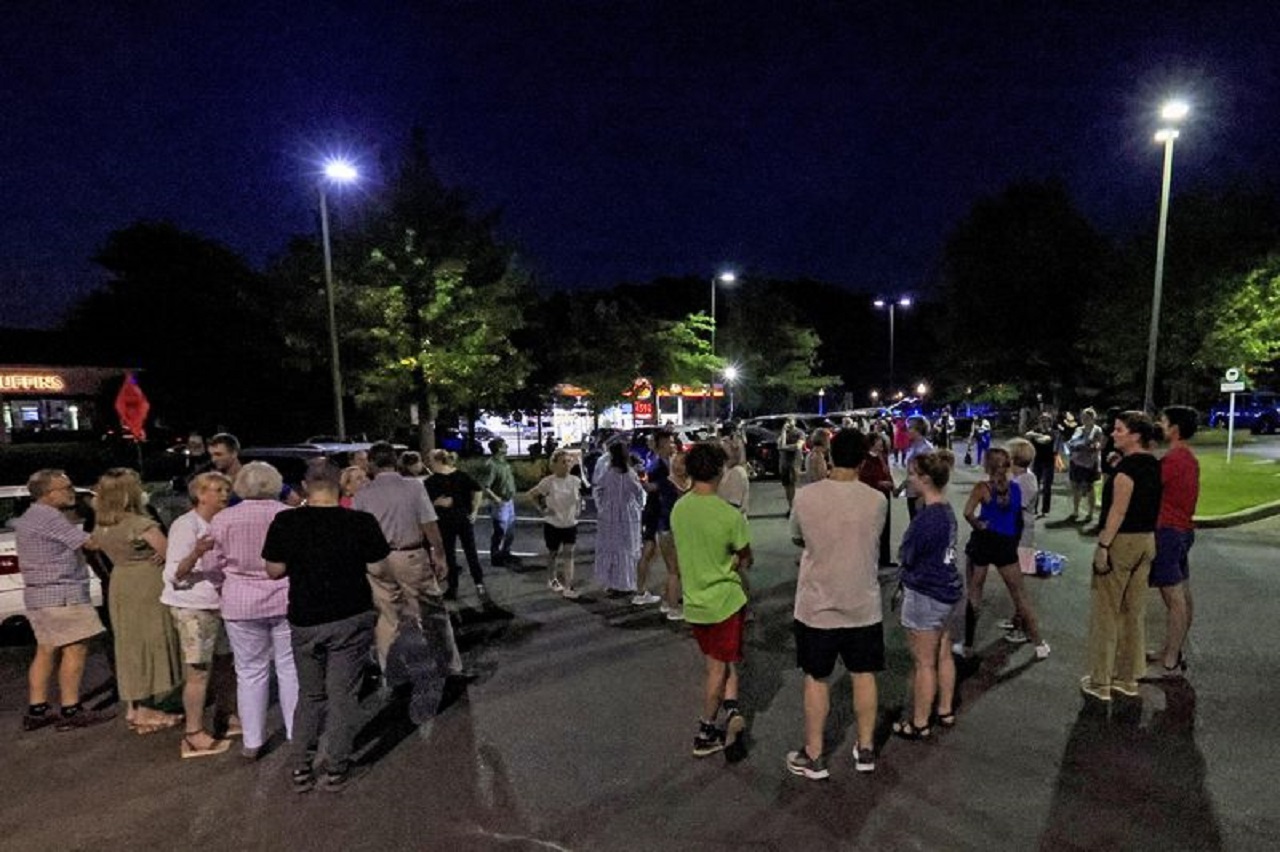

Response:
(0, 554), (19, 575)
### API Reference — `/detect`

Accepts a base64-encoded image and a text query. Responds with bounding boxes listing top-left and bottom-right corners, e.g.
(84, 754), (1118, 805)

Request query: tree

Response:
(64, 222), (318, 440)
(1198, 255), (1280, 380)
(342, 130), (531, 450)
(938, 180), (1116, 405)
(1082, 186), (1280, 404)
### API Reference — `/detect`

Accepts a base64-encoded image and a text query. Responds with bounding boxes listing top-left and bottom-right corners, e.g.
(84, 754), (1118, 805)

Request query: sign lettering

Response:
(0, 373), (66, 393)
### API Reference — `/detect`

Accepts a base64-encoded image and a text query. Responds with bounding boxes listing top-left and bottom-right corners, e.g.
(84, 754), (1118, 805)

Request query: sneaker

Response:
(785, 748), (830, 780)
(548, 578), (565, 593)
(55, 707), (115, 731)
(852, 742), (877, 773)
(692, 723), (725, 758)
(320, 770), (349, 793)
(665, 606), (685, 622)
(1003, 629), (1029, 645)
(1035, 641), (1052, 660)
(1110, 680), (1140, 698)
(291, 766), (316, 794)
(723, 709), (746, 750)
(1079, 675), (1111, 702)
(631, 591), (661, 606)
(659, 601), (672, 614)
(22, 712), (58, 732)
(997, 618), (1017, 631)
(561, 586), (581, 600)
(241, 746), (262, 761)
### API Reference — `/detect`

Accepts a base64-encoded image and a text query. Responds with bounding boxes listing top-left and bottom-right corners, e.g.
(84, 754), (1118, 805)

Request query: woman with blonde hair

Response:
(803, 428), (832, 484)
(425, 449), (487, 603)
(338, 465), (368, 509)
(93, 467), (183, 733)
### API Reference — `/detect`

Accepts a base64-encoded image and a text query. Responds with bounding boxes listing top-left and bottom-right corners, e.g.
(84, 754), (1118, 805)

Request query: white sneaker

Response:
(666, 606), (685, 622)
(1003, 630), (1029, 645)
(561, 587), (581, 600)
(548, 578), (565, 593)
(631, 591), (661, 606)
(1035, 641), (1051, 660)
(659, 601), (672, 614)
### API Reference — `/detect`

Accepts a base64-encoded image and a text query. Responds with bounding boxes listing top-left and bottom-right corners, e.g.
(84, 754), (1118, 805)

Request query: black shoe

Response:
(320, 770), (349, 793)
(22, 712), (58, 732)
(55, 707), (116, 731)
(447, 668), (479, 683)
(291, 766), (316, 793)
(692, 722), (725, 757)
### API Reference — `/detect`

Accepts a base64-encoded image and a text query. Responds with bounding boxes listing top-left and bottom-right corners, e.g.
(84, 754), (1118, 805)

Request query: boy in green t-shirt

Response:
(670, 441), (753, 758)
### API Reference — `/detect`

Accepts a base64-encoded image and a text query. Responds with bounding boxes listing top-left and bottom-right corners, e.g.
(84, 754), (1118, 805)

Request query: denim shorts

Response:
(1149, 528), (1194, 587)
(900, 588), (965, 633)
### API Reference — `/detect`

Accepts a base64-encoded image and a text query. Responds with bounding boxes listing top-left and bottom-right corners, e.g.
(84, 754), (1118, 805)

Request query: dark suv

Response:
(1208, 391), (1279, 434)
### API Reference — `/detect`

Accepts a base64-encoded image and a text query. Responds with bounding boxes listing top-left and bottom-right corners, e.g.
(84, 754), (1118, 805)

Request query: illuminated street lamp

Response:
(723, 364), (740, 420)
(319, 158), (358, 438)
(870, 389), (880, 405)
(873, 296), (912, 399)
(1144, 99), (1189, 413)
(711, 271), (736, 358)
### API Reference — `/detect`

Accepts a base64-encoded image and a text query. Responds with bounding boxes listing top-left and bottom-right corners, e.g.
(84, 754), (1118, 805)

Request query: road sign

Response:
(1221, 381), (1246, 393)
(1224, 367), (1241, 382)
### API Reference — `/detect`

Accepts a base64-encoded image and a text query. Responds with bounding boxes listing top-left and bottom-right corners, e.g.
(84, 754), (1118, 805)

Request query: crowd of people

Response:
(13, 402), (1201, 787)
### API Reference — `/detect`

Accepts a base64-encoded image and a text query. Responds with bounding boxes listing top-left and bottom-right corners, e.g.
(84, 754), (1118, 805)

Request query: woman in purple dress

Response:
(592, 442), (646, 595)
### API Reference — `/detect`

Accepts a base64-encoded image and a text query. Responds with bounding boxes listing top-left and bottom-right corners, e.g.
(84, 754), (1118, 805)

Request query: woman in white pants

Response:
(206, 462), (297, 759)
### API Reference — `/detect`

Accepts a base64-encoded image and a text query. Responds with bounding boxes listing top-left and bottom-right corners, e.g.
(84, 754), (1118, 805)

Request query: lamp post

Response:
(710, 271), (736, 421)
(1144, 99), (1189, 414)
(319, 158), (358, 439)
(873, 296), (912, 396)
(723, 365), (739, 420)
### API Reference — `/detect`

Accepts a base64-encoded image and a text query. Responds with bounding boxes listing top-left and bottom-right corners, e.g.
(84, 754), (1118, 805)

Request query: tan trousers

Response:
(1087, 532), (1154, 690)
(368, 548), (462, 673)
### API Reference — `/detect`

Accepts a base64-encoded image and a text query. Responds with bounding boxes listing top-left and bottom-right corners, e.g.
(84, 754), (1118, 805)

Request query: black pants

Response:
(1032, 460), (1055, 514)
(441, 519), (484, 598)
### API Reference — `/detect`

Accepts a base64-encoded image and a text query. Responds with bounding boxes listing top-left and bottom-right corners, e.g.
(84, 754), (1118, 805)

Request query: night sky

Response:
(3, 1), (1277, 329)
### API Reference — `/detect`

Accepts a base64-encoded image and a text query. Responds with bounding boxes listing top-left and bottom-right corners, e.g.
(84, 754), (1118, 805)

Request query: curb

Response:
(1194, 500), (1280, 529)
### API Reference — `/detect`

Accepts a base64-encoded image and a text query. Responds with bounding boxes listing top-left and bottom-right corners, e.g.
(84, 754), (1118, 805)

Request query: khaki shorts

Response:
(28, 604), (105, 648)
(170, 607), (229, 665)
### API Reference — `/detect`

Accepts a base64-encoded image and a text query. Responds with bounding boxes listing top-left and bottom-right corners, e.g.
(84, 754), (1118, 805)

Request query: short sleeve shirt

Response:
(789, 479), (886, 628)
(262, 506), (389, 626)
(12, 503), (92, 609)
(353, 472), (438, 547)
(162, 510), (221, 609)
(1106, 453), (1163, 533)
(530, 475), (583, 528)
(670, 493), (751, 624)
(1157, 445), (1199, 531)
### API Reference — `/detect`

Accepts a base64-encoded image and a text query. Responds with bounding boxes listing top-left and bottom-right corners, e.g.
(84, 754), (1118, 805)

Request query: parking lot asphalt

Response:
(0, 467), (1276, 851)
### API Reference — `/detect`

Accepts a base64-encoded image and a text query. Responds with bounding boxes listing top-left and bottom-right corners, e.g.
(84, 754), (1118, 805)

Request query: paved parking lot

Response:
(0, 471), (1276, 850)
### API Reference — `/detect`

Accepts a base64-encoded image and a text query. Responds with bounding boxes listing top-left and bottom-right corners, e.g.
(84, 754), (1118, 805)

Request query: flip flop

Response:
(182, 731), (231, 759)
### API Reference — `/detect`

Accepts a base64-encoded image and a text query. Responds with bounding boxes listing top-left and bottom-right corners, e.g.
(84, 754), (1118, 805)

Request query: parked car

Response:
(1208, 391), (1279, 434)
(740, 424), (780, 479)
(1, 485), (103, 641)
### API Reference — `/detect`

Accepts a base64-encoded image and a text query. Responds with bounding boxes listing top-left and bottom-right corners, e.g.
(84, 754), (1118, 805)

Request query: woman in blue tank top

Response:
(961, 448), (1050, 660)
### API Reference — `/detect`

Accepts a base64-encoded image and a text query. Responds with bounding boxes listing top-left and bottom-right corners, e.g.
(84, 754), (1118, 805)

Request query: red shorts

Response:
(691, 609), (746, 663)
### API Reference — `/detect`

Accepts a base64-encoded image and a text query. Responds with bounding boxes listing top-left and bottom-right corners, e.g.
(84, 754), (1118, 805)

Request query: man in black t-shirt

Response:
(263, 464), (390, 794)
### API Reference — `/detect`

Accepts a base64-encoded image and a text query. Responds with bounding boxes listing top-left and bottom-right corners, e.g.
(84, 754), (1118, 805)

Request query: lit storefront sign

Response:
(0, 372), (67, 393)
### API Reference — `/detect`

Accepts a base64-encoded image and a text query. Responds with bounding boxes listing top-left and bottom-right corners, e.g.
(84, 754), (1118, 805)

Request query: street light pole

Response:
(874, 296), (911, 397)
(1144, 100), (1188, 414)
(710, 271), (735, 420)
(318, 159), (358, 439)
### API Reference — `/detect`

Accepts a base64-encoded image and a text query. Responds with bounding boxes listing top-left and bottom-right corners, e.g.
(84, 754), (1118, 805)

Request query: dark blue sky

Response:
(3, 1), (1277, 328)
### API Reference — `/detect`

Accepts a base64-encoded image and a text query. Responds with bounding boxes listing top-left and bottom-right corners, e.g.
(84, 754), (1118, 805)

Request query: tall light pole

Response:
(710, 271), (736, 421)
(1144, 99), (1189, 414)
(723, 365), (739, 420)
(874, 296), (912, 399)
(319, 158), (358, 439)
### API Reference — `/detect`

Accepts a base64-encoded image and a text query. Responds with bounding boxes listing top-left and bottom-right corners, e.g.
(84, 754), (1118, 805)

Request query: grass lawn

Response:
(1193, 447), (1280, 516)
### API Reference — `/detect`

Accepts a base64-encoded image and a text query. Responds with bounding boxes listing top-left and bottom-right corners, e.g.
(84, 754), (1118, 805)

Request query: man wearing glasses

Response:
(13, 469), (115, 731)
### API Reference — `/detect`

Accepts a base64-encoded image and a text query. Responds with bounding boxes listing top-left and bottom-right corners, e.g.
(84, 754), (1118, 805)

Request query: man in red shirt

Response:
(1145, 406), (1200, 679)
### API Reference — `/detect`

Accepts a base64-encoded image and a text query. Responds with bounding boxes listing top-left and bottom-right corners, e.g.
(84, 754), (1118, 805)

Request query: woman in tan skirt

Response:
(93, 468), (183, 733)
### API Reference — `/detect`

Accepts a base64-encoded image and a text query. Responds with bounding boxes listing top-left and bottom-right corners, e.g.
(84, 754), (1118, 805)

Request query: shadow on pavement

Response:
(1039, 680), (1222, 850)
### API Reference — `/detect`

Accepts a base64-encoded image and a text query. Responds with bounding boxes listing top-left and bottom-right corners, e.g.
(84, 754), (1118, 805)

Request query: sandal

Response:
(892, 717), (932, 740)
(291, 766), (316, 793)
(181, 731), (231, 759)
(935, 711), (957, 728)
